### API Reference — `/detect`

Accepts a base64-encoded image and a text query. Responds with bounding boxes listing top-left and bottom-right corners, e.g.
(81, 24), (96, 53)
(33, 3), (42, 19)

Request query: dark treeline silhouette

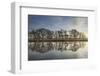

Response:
(28, 28), (88, 42)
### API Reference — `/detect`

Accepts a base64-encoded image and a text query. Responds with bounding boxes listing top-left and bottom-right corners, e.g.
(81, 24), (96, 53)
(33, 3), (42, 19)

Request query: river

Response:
(28, 41), (88, 60)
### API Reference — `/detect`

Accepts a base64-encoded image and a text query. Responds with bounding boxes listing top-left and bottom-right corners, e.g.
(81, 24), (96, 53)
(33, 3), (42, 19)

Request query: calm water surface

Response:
(28, 42), (88, 60)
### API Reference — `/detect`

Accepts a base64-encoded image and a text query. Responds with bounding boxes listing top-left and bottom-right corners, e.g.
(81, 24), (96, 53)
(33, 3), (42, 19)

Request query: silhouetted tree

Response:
(70, 29), (79, 38)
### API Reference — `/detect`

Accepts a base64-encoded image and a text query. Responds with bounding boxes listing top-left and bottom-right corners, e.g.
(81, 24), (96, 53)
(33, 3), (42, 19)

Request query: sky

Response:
(28, 15), (88, 33)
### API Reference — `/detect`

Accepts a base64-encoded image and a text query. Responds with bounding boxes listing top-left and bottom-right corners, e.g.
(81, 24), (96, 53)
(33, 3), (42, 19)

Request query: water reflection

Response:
(29, 42), (86, 53)
(28, 42), (88, 60)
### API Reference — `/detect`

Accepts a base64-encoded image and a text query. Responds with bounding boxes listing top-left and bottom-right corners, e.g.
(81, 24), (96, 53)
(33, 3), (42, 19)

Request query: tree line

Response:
(28, 28), (87, 40)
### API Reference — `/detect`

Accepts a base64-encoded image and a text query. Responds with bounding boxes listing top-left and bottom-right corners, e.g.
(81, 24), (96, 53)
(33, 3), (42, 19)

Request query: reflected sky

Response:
(28, 42), (88, 60)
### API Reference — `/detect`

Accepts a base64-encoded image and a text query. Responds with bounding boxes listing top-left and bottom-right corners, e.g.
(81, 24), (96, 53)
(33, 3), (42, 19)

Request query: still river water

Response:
(28, 42), (88, 60)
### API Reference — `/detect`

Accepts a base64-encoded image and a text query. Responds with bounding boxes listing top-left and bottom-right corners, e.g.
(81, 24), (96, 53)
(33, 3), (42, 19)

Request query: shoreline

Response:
(28, 39), (88, 42)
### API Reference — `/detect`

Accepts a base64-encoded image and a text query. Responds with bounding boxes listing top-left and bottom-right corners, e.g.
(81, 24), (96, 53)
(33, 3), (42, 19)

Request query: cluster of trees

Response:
(28, 28), (87, 40)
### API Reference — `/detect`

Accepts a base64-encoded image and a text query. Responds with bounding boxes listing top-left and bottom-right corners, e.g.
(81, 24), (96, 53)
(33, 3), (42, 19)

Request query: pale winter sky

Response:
(28, 15), (88, 34)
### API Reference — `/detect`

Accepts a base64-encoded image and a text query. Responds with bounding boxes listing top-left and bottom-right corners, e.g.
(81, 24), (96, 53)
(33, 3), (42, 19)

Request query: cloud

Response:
(72, 17), (88, 33)
(28, 15), (88, 33)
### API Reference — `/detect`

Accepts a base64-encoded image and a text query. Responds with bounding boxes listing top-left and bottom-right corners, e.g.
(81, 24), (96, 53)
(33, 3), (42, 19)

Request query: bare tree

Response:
(70, 29), (79, 38)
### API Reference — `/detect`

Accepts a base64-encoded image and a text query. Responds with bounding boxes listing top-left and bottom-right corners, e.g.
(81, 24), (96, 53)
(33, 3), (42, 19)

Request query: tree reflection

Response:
(28, 42), (86, 53)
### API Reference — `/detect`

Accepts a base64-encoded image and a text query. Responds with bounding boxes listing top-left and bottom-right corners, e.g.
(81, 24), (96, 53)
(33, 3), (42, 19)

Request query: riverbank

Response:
(28, 38), (88, 42)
